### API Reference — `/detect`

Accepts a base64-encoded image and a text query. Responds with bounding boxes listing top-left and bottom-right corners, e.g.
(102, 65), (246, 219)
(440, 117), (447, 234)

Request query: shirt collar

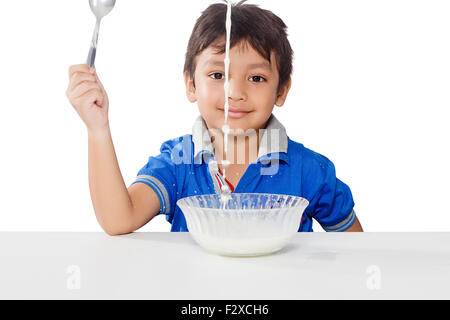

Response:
(192, 114), (289, 165)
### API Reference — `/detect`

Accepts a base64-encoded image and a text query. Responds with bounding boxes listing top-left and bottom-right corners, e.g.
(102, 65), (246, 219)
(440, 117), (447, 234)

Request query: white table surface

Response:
(0, 232), (449, 299)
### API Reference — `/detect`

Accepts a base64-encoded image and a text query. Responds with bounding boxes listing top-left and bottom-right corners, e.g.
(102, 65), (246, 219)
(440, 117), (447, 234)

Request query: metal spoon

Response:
(86, 0), (116, 68)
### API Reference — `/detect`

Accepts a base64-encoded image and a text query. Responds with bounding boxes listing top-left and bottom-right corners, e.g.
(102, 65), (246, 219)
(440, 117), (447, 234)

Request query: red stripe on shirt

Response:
(218, 168), (235, 192)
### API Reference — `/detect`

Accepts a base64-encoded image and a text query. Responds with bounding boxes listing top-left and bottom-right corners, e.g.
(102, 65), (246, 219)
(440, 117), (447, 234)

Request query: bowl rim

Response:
(176, 192), (310, 212)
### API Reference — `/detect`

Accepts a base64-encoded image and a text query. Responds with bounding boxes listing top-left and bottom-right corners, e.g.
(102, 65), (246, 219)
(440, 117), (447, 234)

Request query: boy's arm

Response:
(66, 64), (160, 235)
(88, 128), (160, 235)
(343, 216), (363, 232)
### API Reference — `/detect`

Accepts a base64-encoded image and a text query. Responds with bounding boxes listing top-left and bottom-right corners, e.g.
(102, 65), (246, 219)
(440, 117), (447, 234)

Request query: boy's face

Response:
(184, 39), (291, 133)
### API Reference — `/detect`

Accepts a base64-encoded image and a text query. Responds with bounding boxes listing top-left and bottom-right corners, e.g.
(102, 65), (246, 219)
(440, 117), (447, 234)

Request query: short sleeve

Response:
(131, 139), (179, 217)
(303, 153), (355, 232)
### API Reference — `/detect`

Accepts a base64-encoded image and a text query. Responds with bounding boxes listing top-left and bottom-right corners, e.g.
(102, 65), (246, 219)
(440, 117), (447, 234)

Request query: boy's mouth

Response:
(219, 108), (251, 119)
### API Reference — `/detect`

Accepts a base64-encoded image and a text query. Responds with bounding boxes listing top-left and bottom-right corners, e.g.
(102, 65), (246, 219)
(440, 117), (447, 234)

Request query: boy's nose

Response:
(228, 79), (247, 101)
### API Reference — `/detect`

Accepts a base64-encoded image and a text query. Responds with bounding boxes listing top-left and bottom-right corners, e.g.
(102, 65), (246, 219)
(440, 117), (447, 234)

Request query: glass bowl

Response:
(176, 193), (309, 257)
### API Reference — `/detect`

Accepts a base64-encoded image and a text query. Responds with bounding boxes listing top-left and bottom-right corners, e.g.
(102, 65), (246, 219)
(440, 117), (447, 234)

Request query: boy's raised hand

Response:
(66, 64), (110, 133)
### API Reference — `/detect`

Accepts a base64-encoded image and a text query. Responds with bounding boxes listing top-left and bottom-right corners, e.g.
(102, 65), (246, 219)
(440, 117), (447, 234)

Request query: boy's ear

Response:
(275, 77), (292, 107)
(184, 72), (197, 103)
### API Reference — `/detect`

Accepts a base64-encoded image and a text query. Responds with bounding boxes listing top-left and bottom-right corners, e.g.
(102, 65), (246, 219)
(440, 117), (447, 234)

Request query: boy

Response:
(66, 1), (363, 235)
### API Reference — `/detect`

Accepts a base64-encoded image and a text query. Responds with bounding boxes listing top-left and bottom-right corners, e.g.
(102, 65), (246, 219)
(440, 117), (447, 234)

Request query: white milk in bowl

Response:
(190, 233), (296, 257)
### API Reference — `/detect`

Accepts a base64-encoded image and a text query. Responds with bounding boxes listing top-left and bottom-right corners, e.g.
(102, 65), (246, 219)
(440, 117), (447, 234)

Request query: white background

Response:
(0, 0), (449, 232)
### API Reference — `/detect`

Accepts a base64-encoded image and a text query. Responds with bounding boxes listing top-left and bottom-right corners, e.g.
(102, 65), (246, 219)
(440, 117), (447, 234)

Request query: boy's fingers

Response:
(73, 88), (103, 108)
(71, 82), (101, 99)
(68, 73), (96, 92)
(67, 65), (106, 105)
(68, 64), (94, 79)
(86, 89), (104, 107)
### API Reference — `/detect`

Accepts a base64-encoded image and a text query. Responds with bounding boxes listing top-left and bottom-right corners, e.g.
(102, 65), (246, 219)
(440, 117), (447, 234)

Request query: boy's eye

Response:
(249, 75), (266, 83)
(209, 72), (224, 80)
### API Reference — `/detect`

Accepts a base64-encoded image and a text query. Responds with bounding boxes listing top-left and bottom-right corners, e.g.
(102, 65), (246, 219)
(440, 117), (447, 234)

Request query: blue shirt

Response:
(132, 114), (355, 232)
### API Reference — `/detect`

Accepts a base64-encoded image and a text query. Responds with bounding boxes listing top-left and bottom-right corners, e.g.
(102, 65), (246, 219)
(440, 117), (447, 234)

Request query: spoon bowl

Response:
(89, 0), (116, 19)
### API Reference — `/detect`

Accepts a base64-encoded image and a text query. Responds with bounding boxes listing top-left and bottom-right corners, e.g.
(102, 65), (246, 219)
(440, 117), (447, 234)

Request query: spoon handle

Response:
(86, 19), (101, 68)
